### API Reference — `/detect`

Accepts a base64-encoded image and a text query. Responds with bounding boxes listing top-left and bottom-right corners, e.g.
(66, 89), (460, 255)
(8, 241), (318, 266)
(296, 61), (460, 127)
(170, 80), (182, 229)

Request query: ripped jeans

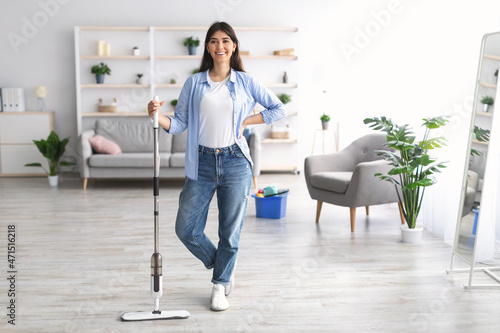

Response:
(175, 144), (252, 286)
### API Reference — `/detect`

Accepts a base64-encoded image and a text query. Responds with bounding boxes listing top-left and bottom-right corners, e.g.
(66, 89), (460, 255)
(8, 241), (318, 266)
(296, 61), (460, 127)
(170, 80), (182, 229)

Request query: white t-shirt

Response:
(198, 75), (235, 148)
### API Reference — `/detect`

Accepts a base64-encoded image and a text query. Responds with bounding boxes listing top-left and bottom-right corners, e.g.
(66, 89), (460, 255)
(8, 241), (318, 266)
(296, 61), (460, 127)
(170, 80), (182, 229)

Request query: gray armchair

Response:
(304, 133), (404, 232)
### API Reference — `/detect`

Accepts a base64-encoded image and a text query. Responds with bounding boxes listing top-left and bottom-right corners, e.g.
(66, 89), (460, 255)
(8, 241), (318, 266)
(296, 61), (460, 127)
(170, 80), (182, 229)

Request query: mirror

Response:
(451, 32), (500, 282)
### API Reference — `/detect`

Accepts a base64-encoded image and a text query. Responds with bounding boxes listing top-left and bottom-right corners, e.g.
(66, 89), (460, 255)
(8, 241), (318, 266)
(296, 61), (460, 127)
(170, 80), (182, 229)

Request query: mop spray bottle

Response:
(151, 252), (163, 312)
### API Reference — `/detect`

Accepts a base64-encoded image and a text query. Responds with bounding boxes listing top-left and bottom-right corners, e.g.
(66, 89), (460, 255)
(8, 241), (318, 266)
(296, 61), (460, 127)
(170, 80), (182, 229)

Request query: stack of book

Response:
(1, 88), (25, 112)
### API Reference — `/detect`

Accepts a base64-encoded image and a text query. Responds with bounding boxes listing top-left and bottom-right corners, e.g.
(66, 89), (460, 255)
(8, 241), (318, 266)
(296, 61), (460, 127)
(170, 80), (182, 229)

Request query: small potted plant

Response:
(136, 73), (143, 84)
(364, 116), (449, 243)
(320, 113), (331, 130)
(170, 78), (177, 84)
(171, 99), (178, 110)
(91, 62), (111, 84)
(480, 95), (494, 112)
(24, 131), (76, 186)
(277, 93), (291, 105)
(183, 36), (200, 55)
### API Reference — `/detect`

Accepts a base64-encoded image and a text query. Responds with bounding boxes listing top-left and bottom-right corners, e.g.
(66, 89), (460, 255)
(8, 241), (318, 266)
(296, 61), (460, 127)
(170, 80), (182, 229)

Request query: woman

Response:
(148, 21), (286, 311)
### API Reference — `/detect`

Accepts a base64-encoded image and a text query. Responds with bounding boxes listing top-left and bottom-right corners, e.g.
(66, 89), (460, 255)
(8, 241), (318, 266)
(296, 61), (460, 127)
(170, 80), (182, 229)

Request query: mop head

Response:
(121, 310), (190, 321)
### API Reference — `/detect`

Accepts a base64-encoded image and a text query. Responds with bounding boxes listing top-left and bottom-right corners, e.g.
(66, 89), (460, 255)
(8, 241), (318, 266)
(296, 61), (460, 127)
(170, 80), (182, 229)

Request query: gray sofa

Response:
(79, 119), (261, 190)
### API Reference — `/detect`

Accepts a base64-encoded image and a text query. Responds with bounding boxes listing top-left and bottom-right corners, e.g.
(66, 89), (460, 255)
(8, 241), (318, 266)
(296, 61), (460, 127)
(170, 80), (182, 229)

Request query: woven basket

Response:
(98, 98), (117, 113)
(271, 125), (290, 139)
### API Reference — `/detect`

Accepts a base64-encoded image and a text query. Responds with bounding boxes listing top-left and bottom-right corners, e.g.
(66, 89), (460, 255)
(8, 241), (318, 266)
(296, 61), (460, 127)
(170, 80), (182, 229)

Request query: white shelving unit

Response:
(74, 25), (298, 171)
(0, 112), (54, 176)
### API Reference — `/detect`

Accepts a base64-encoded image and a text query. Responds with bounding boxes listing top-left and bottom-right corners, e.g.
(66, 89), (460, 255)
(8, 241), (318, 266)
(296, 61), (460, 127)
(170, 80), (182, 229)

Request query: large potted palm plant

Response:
(364, 116), (449, 243)
(24, 131), (75, 186)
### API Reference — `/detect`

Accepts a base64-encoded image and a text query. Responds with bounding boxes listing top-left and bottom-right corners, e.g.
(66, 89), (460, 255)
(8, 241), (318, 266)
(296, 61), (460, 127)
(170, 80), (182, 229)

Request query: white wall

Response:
(1, 0), (500, 243)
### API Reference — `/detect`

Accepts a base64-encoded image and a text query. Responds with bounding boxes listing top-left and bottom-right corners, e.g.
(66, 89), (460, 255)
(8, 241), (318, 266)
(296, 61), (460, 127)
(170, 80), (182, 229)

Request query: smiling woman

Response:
(146, 21), (286, 312)
(199, 21), (245, 73)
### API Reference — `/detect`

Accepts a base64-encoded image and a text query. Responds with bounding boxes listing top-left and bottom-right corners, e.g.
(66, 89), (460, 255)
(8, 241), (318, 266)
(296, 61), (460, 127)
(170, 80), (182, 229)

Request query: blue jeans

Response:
(175, 144), (252, 286)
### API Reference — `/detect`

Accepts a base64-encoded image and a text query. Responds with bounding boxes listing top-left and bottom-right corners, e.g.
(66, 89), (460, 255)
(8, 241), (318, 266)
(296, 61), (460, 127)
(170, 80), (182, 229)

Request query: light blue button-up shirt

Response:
(166, 69), (287, 180)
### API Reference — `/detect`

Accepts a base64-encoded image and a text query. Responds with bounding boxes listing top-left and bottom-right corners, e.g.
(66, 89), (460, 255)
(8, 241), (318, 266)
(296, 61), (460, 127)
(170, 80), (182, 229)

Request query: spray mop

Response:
(121, 96), (190, 321)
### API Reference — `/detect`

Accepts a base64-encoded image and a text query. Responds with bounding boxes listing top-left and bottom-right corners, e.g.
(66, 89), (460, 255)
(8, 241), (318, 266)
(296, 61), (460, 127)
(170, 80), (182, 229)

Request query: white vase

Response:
(401, 224), (423, 243)
(48, 175), (59, 187)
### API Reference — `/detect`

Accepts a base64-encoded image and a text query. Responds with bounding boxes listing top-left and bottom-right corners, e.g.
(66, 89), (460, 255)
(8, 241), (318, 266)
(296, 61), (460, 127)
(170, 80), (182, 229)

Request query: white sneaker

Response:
(225, 259), (237, 296)
(210, 284), (229, 311)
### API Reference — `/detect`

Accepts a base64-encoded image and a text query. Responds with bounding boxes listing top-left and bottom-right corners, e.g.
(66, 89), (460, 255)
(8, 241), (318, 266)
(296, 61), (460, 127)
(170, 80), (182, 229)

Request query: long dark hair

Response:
(199, 22), (245, 73)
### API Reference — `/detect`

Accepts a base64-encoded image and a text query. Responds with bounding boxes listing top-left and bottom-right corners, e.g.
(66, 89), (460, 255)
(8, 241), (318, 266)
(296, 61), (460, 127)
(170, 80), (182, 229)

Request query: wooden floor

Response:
(1, 173), (500, 333)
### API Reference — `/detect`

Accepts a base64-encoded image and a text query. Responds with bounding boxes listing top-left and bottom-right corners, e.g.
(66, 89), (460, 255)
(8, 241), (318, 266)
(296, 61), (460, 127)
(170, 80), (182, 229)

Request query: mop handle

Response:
(153, 96), (159, 129)
(153, 96), (160, 253)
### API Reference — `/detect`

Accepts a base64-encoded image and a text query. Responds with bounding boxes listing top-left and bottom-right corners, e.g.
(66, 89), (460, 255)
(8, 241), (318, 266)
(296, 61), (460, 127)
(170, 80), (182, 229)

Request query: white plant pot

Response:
(401, 225), (423, 243)
(48, 175), (59, 187)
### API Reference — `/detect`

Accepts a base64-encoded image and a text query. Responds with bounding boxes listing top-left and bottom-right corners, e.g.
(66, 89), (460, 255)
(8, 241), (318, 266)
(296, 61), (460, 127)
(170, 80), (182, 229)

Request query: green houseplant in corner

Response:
(24, 131), (76, 186)
(364, 116), (449, 243)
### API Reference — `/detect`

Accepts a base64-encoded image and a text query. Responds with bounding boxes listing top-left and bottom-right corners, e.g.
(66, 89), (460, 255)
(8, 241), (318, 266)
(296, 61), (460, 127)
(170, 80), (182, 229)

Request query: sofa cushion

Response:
(311, 171), (353, 194)
(172, 130), (187, 153)
(170, 152), (185, 168)
(89, 153), (172, 168)
(95, 119), (173, 153)
(88, 134), (122, 155)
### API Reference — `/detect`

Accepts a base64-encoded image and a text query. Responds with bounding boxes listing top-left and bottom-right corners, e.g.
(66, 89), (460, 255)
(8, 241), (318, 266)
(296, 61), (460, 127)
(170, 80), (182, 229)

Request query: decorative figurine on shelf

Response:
(35, 86), (47, 112)
(283, 71), (288, 84)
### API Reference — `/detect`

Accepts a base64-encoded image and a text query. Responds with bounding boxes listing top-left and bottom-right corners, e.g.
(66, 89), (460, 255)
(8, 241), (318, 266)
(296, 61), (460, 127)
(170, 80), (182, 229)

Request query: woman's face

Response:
(207, 30), (236, 65)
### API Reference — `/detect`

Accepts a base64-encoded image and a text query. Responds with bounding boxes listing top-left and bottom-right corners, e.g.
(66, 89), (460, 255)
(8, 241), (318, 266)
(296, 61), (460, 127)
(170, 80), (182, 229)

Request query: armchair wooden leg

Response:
(398, 202), (405, 225)
(83, 178), (88, 191)
(350, 207), (356, 232)
(365, 206), (369, 215)
(316, 201), (323, 223)
(252, 176), (258, 189)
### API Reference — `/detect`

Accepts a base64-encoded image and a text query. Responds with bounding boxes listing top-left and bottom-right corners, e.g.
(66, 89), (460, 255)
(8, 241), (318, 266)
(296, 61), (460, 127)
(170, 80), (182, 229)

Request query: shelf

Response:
(77, 26), (150, 31)
(153, 26), (298, 32)
(155, 55), (297, 60)
(80, 84), (150, 89)
(267, 83), (297, 88)
(480, 82), (497, 89)
(156, 84), (184, 88)
(82, 112), (173, 117)
(156, 83), (297, 89)
(476, 111), (494, 118)
(261, 138), (297, 144)
(80, 55), (150, 60)
(484, 53), (500, 61)
(155, 55), (200, 60)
